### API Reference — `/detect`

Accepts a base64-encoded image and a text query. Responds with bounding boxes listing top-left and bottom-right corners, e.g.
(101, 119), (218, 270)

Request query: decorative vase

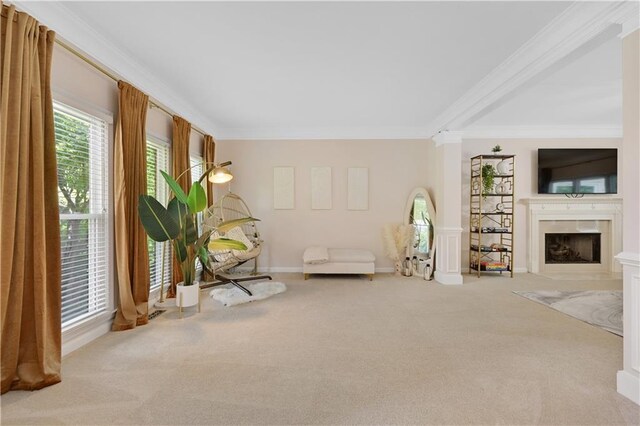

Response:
(495, 182), (508, 195)
(496, 160), (510, 175)
(423, 263), (433, 281)
(402, 257), (413, 276)
(176, 281), (200, 308)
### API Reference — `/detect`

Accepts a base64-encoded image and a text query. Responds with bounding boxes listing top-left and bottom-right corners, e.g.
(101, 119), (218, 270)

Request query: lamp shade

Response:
(209, 166), (233, 184)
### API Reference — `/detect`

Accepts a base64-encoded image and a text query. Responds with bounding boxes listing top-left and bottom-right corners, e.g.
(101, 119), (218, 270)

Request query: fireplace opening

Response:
(545, 233), (601, 264)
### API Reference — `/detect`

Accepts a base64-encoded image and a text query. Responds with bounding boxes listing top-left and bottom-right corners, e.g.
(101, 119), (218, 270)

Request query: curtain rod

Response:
(55, 37), (208, 138)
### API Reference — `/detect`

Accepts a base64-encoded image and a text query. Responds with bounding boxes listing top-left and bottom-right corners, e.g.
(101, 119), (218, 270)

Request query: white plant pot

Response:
(176, 281), (200, 308)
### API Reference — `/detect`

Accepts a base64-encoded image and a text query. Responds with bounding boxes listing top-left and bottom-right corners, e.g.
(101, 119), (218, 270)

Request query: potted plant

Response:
(481, 163), (496, 194)
(138, 171), (254, 308)
(491, 144), (502, 153)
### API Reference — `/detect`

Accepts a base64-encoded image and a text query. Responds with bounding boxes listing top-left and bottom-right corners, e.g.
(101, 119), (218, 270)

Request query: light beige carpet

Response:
(1, 273), (638, 425)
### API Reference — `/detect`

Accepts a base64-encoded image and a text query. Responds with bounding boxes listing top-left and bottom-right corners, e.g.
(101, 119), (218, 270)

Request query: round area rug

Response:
(210, 281), (287, 306)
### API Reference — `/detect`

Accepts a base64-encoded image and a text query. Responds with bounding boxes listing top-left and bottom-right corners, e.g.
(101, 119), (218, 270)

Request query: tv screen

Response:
(538, 148), (617, 194)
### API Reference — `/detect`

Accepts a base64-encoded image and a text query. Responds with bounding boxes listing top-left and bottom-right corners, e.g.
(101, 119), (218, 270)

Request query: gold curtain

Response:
(112, 81), (150, 331)
(169, 116), (192, 295)
(203, 134), (216, 207)
(0, 4), (61, 393)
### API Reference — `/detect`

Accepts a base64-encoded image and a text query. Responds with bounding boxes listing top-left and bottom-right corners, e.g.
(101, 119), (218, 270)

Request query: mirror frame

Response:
(404, 187), (437, 258)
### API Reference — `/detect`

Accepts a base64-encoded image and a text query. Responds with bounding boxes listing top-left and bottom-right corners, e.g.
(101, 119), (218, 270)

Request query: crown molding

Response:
(214, 125), (433, 140)
(432, 131), (463, 146)
(619, 5), (640, 38)
(13, 1), (636, 142)
(428, 1), (639, 137)
(461, 125), (623, 140)
(14, 1), (219, 137)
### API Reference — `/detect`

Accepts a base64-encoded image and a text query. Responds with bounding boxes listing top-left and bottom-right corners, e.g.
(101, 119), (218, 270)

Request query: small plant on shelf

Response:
(491, 144), (502, 153)
(481, 164), (496, 194)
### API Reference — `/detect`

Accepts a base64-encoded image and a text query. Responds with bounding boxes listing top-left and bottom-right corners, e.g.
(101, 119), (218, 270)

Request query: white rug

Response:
(514, 290), (622, 336)
(210, 281), (287, 306)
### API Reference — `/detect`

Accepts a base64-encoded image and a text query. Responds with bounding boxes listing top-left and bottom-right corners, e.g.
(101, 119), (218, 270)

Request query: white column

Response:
(432, 131), (463, 285)
(617, 29), (640, 405)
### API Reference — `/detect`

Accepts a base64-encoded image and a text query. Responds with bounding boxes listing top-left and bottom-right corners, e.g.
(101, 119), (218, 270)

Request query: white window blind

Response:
(54, 102), (109, 329)
(147, 139), (172, 291)
(190, 156), (204, 185)
(190, 156), (205, 271)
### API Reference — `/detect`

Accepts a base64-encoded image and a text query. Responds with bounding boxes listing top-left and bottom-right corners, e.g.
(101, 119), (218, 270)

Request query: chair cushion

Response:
(209, 231), (232, 262)
(303, 246), (330, 264)
(225, 226), (254, 255)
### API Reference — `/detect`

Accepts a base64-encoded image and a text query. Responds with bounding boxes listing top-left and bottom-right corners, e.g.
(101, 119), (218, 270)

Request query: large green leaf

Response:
(208, 238), (248, 251)
(216, 217), (259, 233)
(138, 195), (180, 242)
(187, 182), (207, 214)
(167, 197), (198, 244)
(161, 170), (189, 205)
(194, 231), (211, 251)
(173, 239), (188, 263)
(167, 198), (188, 228)
(184, 214), (198, 245)
(197, 246), (209, 267)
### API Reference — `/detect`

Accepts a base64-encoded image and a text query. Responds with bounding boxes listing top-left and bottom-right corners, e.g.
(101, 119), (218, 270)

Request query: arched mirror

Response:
(404, 187), (436, 259)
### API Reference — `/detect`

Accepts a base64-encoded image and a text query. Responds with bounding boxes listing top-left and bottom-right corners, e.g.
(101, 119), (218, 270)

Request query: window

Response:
(190, 156), (205, 271)
(550, 180), (574, 194)
(54, 102), (109, 329)
(147, 138), (172, 292)
(578, 177), (606, 194)
(190, 156), (204, 187)
(551, 176), (615, 194)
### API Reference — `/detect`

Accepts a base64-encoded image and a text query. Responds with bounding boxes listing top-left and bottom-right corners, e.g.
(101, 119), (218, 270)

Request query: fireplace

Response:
(544, 233), (601, 264)
(525, 198), (622, 274)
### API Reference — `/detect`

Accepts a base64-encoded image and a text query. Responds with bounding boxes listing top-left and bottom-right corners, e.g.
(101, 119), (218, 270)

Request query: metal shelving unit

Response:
(469, 154), (515, 277)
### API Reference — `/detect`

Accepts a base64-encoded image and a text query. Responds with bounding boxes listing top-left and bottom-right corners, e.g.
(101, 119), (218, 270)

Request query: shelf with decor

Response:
(469, 154), (515, 277)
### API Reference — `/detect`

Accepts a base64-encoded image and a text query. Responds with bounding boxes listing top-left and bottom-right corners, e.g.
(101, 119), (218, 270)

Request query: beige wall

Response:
(461, 138), (623, 271)
(622, 30), (640, 253)
(216, 139), (437, 271)
(51, 44), (203, 157)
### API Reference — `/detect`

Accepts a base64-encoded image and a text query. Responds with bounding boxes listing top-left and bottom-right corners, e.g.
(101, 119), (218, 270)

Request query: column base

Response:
(435, 270), (463, 285)
(617, 370), (640, 405)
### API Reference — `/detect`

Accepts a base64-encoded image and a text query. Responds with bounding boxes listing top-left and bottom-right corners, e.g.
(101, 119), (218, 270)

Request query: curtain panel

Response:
(112, 81), (150, 331)
(170, 116), (192, 294)
(203, 134), (216, 207)
(0, 3), (62, 393)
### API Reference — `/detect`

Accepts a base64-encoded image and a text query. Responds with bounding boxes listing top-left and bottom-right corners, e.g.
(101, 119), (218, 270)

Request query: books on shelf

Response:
(470, 244), (509, 252)
(470, 261), (509, 271)
(470, 226), (509, 233)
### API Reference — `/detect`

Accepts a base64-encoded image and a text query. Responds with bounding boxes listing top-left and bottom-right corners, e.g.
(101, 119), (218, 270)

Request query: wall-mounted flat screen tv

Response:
(538, 148), (617, 194)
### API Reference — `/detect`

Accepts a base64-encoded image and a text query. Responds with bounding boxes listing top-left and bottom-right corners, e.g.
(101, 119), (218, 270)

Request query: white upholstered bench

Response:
(303, 247), (375, 281)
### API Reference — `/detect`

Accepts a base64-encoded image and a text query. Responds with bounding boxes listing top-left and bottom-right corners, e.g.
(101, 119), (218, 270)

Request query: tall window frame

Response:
(190, 155), (205, 272)
(53, 100), (112, 332)
(147, 136), (172, 292)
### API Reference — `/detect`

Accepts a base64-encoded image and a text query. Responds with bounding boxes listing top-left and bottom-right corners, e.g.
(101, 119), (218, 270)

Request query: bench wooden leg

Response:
(304, 273), (309, 280)
(368, 274), (374, 281)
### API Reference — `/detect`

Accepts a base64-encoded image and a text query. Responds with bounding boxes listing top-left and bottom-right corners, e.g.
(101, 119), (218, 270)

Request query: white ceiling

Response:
(53, 1), (575, 139)
(467, 36), (622, 131)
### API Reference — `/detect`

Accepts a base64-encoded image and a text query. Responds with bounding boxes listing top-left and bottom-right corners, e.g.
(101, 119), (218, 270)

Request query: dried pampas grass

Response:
(382, 223), (415, 261)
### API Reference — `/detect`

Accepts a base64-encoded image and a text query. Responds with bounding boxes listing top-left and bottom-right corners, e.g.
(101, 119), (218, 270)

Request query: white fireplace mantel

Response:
(523, 197), (623, 273)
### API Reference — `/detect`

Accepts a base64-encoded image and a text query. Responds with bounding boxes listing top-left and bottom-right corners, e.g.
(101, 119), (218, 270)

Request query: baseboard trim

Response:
(256, 266), (396, 274)
(434, 271), (463, 285)
(62, 317), (112, 357)
(617, 370), (640, 405)
(257, 267), (302, 273)
(462, 267), (528, 274)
